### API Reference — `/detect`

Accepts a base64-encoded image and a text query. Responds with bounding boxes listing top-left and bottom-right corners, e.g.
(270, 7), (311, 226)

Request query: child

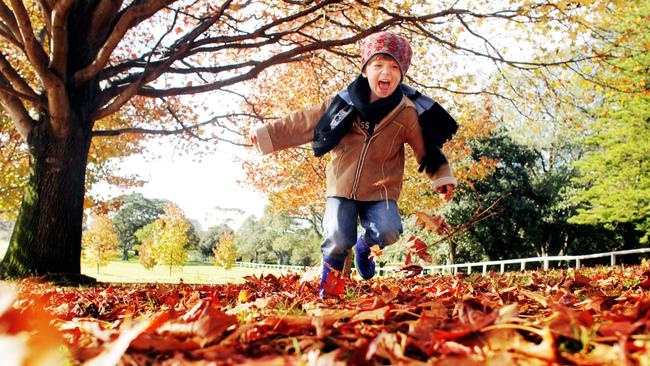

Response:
(251, 31), (457, 297)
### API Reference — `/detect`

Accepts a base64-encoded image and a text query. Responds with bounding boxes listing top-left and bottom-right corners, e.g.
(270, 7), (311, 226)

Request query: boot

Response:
(354, 237), (375, 280)
(320, 257), (345, 298)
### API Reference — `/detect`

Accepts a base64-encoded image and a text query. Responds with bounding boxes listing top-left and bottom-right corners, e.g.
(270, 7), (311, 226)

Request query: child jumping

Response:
(251, 31), (458, 297)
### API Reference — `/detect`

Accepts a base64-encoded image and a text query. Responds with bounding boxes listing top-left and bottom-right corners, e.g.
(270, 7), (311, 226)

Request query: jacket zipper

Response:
(350, 133), (376, 199)
(349, 103), (408, 199)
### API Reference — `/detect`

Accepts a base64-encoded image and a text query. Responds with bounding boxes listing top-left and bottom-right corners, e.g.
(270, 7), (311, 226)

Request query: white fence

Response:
(237, 261), (306, 271)
(236, 247), (650, 276)
(414, 247), (650, 275)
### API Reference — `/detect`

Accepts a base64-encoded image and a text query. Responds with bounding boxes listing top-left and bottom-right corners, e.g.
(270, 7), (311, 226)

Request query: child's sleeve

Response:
(405, 115), (458, 190)
(253, 98), (331, 155)
(427, 162), (458, 189)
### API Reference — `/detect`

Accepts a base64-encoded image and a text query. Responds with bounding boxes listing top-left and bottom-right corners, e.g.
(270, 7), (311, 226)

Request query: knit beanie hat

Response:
(360, 31), (413, 79)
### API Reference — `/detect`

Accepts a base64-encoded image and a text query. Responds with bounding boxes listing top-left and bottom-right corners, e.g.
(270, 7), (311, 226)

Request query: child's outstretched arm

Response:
(429, 163), (455, 201)
(405, 115), (457, 201)
(251, 98), (330, 155)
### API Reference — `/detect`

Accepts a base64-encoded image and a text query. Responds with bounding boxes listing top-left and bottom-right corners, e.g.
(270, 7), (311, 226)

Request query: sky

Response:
(92, 142), (267, 231)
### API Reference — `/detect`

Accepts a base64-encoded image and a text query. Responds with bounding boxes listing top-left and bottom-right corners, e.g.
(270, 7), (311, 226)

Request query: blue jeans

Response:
(320, 197), (403, 263)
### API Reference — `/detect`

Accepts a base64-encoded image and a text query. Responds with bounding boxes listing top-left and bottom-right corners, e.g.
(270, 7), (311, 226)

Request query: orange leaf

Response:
(405, 235), (433, 263)
(399, 264), (423, 278)
(369, 244), (382, 260)
(414, 211), (450, 234)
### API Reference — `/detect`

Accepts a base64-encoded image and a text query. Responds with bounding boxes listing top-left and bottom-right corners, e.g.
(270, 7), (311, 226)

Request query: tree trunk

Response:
(448, 241), (457, 267)
(1, 120), (92, 279)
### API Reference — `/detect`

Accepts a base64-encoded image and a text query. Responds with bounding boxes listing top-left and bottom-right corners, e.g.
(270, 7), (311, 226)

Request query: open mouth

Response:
(378, 80), (391, 92)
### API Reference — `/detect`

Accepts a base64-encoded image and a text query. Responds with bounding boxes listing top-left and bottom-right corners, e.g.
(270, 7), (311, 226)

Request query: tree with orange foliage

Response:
(239, 0), (625, 220)
(0, 1), (631, 280)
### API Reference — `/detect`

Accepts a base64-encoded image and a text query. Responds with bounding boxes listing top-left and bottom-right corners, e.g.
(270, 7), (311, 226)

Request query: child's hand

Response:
(249, 134), (257, 146)
(437, 184), (454, 202)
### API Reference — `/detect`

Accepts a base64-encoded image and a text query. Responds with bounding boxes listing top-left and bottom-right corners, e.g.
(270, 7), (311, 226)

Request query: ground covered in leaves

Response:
(1, 264), (649, 365)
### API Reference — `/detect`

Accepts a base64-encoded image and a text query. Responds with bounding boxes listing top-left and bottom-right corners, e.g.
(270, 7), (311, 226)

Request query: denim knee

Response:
(376, 225), (402, 246)
(360, 200), (403, 248)
(321, 197), (358, 261)
(321, 230), (354, 261)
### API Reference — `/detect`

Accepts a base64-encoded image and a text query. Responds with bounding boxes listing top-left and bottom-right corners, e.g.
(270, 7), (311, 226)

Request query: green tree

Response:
(570, 2), (650, 244)
(133, 220), (161, 270)
(234, 210), (321, 265)
(112, 194), (167, 260)
(289, 229), (321, 267)
(198, 224), (233, 260)
(133, 203), (192, 275)
(155, 204), (193, 277)
(264, 214), (298, 265)
(213, 231), (237, 273)
(441, 131), (620, 263)
(81, 214), (118, 274)
(234, 215), (273, 264)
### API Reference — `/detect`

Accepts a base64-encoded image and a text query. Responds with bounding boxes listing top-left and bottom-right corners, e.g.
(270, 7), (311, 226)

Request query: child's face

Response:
(362, 55), (402, 103)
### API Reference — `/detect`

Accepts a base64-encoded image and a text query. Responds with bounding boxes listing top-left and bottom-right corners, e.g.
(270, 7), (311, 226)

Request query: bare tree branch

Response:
(0, 22), (23, 48)
(9, 0), (57, 87)
(0, 1), (20, 40)
(92, 111), (257, 146)
(49, 0), (74, 80)
(0, 51), (40, 100)
(92, 0), (235, 119)
(37, 0), (53, 35)
(134, 21), (399, 98)
(87, 0), (124, 45)
(0, 75), (36, 140)
(73, 0), (176, 85)
(0, 83), (42, 106)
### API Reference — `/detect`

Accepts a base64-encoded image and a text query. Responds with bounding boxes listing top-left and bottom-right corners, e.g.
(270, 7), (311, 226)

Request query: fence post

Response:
(467, 265), (472, 274)
(576, 258), (581, 269)
(500, 263), (505, 273)
(482, 265), (487, 274)
(520, 262), (525, 271)
(543, 260), (549, 271)
(611, 254), (616, 266)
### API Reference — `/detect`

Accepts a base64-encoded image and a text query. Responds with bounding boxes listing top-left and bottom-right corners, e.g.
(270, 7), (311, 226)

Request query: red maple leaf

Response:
(321, 262), (345, 298)
(405, 235), (433, 263)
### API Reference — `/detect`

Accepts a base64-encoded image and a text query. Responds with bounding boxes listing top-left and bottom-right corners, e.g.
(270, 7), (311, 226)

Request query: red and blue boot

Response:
(320, 257), (346, 298)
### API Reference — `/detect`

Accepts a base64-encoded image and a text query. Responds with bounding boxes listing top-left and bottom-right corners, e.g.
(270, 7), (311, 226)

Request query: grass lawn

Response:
(1, 240), (312, 284)
(81, 259), (312, 285)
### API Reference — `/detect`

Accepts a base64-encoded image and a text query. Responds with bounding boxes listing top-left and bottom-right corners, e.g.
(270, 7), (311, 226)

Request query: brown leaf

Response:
(349, 306), (390, 323)
(365, 331), (407, 363)
(399, 264), (424, 278)
(597, 321), (641, 337)
(485, 327), (556, 361)
(433, 305), (499, 341)
(405, 236), (433, 264)
(519, 289), (549, 308)
(414, 211), (450, 234)
(573, 271), (592, 287)
(83, 318), (152, 366)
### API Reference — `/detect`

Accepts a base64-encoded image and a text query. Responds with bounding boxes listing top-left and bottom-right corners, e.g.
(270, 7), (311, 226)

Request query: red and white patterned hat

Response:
(360, 31), (412, 79)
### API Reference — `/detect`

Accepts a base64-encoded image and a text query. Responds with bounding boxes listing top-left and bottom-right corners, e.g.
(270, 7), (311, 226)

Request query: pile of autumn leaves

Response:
(1, 261), (649, 366)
